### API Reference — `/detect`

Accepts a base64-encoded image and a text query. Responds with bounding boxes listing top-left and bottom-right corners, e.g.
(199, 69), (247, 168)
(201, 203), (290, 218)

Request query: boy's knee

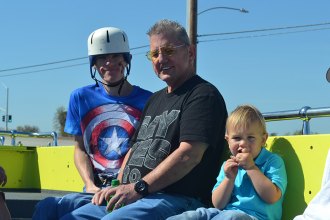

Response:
(220, 210), (254, 220)
(32, 197), (61, 220)
(58, 193), (92, 210)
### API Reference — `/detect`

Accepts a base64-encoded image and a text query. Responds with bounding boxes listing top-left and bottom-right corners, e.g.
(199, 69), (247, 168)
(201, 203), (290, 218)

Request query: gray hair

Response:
(147, 19), (191, 45)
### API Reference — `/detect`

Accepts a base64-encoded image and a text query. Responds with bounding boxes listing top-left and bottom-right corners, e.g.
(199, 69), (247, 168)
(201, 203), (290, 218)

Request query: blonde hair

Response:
(226, 104), (267, 134)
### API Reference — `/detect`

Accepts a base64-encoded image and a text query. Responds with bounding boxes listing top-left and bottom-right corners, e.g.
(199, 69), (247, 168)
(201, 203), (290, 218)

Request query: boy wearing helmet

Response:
(88, 27), (133, 95)
(32, 27), (152, 219)
(67, 26), (152, 192)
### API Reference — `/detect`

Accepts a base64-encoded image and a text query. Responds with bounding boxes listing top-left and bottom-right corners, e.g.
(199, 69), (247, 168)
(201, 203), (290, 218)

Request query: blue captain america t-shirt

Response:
(65, 84), (152, 176)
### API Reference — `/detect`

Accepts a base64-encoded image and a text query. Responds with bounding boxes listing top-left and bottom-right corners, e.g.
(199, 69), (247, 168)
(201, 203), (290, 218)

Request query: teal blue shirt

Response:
(213, 148), (287, 220)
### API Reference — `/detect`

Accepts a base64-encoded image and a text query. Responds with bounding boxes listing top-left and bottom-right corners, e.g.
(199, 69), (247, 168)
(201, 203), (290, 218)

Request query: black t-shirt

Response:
(122, 75), (228, 204)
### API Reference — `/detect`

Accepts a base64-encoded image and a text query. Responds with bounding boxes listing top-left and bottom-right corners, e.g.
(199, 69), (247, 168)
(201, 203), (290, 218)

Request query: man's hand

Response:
(92, 183), (142, 211)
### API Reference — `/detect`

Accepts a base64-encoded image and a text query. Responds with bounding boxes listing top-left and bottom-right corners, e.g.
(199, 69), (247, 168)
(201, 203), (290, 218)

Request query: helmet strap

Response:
(90, 67), (99, 87)
(119, 64), (131, 94)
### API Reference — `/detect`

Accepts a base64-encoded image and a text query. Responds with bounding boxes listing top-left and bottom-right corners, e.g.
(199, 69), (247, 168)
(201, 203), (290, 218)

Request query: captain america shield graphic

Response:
(81, 103), (141, 171)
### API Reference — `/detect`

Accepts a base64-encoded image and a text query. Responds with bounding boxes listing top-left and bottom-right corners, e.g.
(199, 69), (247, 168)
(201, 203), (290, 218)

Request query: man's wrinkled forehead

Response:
(149, 33), (180, 49)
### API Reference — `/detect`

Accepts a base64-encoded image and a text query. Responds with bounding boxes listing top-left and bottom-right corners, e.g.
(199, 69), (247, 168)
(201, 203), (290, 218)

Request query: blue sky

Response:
(0, 0), (329, 135)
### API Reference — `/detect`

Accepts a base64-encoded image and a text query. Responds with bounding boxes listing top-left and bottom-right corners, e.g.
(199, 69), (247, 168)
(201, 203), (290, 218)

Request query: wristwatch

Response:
(134, 179), (149, 196)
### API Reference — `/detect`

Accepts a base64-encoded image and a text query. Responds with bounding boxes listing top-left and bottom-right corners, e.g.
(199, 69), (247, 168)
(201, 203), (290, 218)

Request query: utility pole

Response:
(1, 83), (9, 131)
(187, 1), (247, 71)
(187, 0), (198, 71)
(5, 86), (9, 131)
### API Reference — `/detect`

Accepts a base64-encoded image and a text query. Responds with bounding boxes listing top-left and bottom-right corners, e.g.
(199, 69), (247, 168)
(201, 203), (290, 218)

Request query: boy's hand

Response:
(224, 158), (239, 179)
(233, 153), (256, 170)
(85, 185), (101, 194)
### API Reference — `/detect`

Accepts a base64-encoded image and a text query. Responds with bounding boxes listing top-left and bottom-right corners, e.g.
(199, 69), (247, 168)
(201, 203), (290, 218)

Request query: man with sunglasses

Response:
(32, 27), (152, 220)
(62, 19), (228, 220)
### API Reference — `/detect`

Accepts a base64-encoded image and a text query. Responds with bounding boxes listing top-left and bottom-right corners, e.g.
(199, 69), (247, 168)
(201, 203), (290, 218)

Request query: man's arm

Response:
(143, 141), (208, 193)
(73, 135), (100, 193)
(92, 141), (208, 208)
(117, 149), (131, 182)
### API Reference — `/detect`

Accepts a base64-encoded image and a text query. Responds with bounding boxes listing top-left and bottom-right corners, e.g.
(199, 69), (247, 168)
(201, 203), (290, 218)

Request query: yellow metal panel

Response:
(0, 146), (83, 192)
(0, 146), (40, 189)
(266, 134), (330, 220)
(2, 134), (330, 220)
(36, 146), (83, 192)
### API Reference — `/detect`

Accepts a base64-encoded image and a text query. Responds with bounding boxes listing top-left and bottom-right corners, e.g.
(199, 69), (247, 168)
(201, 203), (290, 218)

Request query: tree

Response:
(53, 106), (68, 137)
(293, 130), (303, 135)
(16, 125), (40, 133)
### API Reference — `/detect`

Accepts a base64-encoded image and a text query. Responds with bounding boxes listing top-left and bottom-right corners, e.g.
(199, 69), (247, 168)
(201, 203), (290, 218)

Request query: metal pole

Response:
(187, 2), (248, 73)
(1, 83), (9, 131)
(5, 87), (8, 131)
(198, 7), (249, 15)
(186, 0), (190, 34)
(187, 0), (197, 71)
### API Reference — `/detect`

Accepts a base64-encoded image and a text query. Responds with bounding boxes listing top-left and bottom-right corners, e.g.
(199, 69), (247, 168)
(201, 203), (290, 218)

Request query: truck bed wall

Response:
(1, 134), (330, 220)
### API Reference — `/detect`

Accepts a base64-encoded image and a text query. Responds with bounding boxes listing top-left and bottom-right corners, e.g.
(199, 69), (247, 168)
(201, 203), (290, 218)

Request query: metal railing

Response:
(262, 106), (330, 135)
(0, 106), (329, 146)
(0, 130), (58, 146)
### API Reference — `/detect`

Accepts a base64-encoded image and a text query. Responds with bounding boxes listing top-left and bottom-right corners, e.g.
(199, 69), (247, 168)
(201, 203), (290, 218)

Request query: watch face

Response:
(135, 180), (148, 196)
(136, 181), (146, 191)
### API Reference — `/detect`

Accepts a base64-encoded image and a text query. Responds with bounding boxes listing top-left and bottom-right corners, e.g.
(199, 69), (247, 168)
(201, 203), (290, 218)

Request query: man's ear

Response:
(189, 44), (196, 58)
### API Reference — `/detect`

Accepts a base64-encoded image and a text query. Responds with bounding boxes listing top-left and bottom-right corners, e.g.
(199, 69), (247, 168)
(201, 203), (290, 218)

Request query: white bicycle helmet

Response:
(88, 27), (131, 91)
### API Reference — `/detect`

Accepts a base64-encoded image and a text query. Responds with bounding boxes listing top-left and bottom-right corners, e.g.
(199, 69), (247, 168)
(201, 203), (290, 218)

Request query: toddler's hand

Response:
(233, 153), (255, 170)
(224, 158), (239, 179)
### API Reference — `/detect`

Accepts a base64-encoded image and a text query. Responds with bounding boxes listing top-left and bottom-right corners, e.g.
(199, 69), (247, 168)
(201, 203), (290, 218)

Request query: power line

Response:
(198, 21), (330, 37)
(0, 23), (329, 77)
(198, 27), (330, 43)
(0, 57), (86, 73)
(0, 45), (149, 73)
(0, 63), (88, 78)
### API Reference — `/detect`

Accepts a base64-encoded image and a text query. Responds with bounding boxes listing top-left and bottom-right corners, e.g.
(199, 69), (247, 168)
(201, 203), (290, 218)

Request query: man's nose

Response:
(157, 52), (168, 63)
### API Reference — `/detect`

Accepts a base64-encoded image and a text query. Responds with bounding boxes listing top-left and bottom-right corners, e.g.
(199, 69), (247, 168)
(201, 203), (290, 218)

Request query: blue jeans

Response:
(32, 193), (93, 220)
(60, 192), (205, 220)
(167, 208), (258, 220)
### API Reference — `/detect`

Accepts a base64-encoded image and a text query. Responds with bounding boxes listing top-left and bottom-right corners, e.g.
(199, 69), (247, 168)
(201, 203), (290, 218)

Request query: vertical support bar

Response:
(299, 106), (311, 135)
(302, 120), (311, 135)
(11, 130), (16, 146)
(6, 87), (8, 131)
(51, 131), (58, 146)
